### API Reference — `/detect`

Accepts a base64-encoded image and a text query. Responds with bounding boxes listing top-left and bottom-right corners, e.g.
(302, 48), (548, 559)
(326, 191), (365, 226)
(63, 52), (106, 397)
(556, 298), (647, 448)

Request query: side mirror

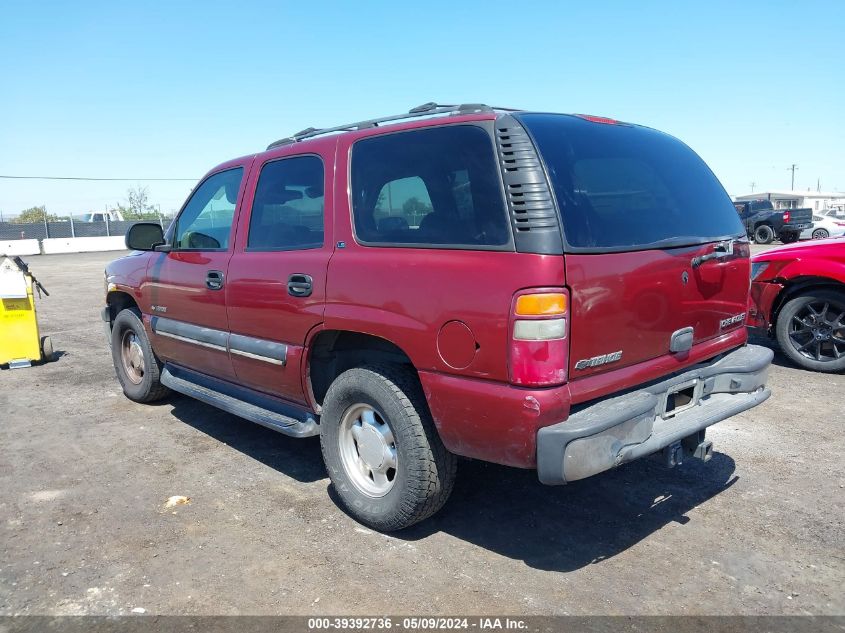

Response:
(125, 222), (165, 251)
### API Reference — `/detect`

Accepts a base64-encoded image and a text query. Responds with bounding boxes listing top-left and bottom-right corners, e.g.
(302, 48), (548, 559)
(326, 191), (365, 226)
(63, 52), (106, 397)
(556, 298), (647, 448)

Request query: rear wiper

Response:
(638, 236), (712, 250)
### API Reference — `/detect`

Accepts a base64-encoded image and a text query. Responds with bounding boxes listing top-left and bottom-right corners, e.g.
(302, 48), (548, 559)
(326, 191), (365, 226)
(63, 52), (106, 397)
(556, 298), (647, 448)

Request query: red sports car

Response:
(749, 238), (845, 371)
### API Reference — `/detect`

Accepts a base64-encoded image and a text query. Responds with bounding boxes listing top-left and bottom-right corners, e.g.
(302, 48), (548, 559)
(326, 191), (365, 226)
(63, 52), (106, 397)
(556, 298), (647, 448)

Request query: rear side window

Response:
(350, 125), (510, 248)
(518, 114), (744, 251)
(247, 155), (324, 251)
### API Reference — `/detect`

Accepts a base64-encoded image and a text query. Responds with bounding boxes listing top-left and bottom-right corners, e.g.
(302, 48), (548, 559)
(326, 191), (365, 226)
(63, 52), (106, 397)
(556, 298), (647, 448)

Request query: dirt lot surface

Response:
(1, 249), (842, 616)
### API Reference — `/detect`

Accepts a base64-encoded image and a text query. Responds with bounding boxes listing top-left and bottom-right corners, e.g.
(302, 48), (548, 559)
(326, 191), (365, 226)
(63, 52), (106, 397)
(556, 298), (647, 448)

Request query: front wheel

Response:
(110, 308), (170, 402)
(775, 290), (845, 372)
(754, 225), (774, 244)
(812, 228), (830, 240)
(320, 365), (457, 531)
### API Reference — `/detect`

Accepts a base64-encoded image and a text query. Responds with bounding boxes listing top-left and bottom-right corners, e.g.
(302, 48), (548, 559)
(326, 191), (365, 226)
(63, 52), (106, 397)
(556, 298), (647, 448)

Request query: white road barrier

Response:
(1, 239), (42, 256)
(41, 236), (127, 254)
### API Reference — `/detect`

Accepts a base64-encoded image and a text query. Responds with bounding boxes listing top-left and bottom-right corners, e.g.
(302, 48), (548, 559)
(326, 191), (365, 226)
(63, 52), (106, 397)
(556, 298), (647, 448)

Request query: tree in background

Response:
(402, 196), (433, 227)
(12, 205), (58, 223)
(116, 185), (160, 220)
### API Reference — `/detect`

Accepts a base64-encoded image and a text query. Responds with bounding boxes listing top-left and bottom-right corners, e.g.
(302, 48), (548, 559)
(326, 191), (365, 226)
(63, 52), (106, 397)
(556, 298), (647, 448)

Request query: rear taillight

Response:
(509, 290), (569, 387)
(783, 210), (791, 223)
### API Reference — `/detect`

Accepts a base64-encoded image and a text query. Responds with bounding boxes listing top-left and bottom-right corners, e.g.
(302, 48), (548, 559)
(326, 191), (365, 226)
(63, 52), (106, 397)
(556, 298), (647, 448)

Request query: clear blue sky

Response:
(1, 0), (843, 217)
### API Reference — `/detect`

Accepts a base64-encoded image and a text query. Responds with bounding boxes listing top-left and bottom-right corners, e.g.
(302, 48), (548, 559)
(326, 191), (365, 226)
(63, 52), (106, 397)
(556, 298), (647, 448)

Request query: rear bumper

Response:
(536, 344), (773, 485)
(779, 222), (812, 235)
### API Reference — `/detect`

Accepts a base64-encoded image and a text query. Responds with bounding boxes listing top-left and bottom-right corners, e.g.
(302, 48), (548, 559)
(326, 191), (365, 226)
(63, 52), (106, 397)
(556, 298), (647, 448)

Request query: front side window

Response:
(350, 125), (510, 248)
(247, 156), (324, 250)
(173, 167), (243, 250)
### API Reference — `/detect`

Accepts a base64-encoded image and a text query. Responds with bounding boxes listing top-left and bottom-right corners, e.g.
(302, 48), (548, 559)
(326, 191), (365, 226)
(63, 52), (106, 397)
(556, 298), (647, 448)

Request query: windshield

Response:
(517, 113), (744, 251)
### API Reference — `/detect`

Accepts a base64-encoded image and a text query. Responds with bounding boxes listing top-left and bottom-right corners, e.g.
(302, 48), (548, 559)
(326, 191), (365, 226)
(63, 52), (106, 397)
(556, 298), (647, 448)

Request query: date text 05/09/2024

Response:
(307, 617), (528, 630)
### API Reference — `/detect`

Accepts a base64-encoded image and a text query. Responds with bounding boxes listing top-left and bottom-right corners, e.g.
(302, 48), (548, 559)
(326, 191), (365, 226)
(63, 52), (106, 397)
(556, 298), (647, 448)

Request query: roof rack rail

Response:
(266, 103), (521, 150)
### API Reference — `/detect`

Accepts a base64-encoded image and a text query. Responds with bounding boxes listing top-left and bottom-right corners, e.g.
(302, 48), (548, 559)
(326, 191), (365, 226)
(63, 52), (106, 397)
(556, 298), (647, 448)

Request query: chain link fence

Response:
(0, 213), (175, 241)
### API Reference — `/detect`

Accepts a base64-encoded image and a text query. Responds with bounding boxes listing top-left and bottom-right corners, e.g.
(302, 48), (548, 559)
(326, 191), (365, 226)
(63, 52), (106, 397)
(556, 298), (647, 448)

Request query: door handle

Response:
(287, 273), (313, 297)
(206, 270), (225, 290)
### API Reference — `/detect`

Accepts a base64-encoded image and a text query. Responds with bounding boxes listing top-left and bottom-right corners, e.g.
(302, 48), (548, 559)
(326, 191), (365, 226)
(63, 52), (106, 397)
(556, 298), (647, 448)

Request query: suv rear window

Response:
(350, 125), (510, 248)
(518, 113), (744, 251)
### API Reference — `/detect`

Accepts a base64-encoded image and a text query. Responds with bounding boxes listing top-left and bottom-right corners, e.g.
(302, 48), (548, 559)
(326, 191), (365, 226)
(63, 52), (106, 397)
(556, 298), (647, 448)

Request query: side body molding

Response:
(150, 316), (287, 366)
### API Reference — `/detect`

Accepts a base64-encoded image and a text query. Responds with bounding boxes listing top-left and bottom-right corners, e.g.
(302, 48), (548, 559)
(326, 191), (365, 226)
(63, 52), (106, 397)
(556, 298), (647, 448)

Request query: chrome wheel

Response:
(788, 299), (845, 363)
(812, 228), (829, 240)
(338, 404), (398, 497)
(120, 329), (145, 385)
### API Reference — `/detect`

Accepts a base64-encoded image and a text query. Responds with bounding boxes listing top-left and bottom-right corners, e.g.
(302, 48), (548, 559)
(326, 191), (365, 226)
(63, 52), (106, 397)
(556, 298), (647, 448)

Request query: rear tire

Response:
(775, 290), (845, 372)
(110, 308), (170, 402)
(780, 232), (799, 244)
(812, 228), (830, 240)
(320, 364), (457, 531)
(754, 224), (774, 244)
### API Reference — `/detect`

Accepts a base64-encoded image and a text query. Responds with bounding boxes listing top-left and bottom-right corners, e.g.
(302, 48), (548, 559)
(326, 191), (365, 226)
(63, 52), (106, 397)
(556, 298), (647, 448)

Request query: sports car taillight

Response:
(508, 289), (569, 387)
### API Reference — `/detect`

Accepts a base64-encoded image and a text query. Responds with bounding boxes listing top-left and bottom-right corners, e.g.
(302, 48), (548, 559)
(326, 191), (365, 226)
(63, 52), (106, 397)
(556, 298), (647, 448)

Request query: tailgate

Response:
(785, 208), (813, 226)
(516, 113), (750, 381)
(565, 242), (750, 378)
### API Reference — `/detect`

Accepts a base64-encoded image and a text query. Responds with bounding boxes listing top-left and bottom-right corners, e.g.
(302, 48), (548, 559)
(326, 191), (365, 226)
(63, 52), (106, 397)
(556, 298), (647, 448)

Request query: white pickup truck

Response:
(79, 211), (124, 222)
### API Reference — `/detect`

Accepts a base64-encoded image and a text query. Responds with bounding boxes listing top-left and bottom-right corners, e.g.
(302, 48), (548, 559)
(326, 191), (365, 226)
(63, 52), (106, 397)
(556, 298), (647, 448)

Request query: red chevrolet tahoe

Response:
(103, 103), (773, 530)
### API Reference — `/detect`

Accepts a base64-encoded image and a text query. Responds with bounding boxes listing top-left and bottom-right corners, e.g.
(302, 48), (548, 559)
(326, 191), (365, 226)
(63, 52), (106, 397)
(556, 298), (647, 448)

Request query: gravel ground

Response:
(0, 249), (842, 616)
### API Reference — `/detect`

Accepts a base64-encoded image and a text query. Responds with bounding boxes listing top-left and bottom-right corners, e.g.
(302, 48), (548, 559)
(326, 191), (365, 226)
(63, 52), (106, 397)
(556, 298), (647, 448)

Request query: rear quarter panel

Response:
(324, 248), (565, 381)
(326, 129), (566, 382)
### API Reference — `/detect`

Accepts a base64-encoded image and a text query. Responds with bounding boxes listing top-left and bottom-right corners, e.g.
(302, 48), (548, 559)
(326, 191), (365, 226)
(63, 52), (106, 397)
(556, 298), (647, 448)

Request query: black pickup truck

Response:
(733, 199), (813, 244)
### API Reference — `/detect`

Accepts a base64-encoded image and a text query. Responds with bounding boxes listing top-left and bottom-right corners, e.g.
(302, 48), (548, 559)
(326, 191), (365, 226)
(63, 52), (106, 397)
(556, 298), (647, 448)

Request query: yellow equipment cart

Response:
(0, 256), (54, 369)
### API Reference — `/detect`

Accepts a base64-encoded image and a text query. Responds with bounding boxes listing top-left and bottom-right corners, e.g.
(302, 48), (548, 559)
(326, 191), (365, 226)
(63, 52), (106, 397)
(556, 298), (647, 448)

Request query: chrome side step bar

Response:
(161, 365), (319, 438)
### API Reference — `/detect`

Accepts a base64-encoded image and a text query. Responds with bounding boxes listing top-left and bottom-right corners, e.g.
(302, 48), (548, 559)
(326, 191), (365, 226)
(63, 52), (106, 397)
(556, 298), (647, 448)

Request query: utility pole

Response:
(749, 181), (756, 193)
(788, 164), (798, 190)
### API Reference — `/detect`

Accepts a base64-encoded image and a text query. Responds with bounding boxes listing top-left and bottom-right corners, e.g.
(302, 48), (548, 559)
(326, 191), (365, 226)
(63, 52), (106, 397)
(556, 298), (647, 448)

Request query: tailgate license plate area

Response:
(661, 379), (703, 419)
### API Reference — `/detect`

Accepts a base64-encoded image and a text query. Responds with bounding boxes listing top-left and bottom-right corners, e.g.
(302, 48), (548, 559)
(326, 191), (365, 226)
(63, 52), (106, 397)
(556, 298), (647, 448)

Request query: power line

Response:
(0, 175), (195, 181)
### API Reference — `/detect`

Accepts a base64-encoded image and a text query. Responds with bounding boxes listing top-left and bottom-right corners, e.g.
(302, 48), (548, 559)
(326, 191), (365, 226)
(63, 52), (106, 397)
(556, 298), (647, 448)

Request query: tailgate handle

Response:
(691, 239), (734, 268)
(287, 274), (313, 297)
(669, 326), (694, 353)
